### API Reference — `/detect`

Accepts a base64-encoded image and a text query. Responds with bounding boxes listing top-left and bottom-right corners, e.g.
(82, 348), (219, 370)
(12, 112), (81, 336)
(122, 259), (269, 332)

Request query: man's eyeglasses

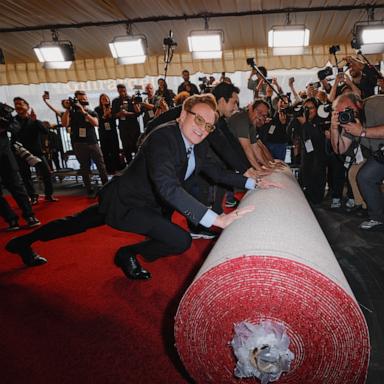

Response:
(187, 110), (216, 133)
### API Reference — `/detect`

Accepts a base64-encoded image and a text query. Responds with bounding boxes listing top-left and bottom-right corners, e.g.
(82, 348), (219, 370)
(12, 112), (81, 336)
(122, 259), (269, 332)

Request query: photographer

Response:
(344, 55), (378, 99)
(328, 70), (361, 103)
(95, 94), (122, 174)
(177, 69), (200, 95)
(12, 97), (58, 204)
(0, 102), (40, 230)
(265, 95), (290, 161)
(155, 78), (175, 108)
(293, 98), (327, 205)
(141, 83), (168, 126)
(330, 93), (384, 230)
(62, 90), (108, 195)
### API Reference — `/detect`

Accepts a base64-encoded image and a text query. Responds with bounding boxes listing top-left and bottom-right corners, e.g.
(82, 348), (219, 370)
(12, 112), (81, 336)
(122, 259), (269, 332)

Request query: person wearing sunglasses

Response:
(7, 94), (281, 281)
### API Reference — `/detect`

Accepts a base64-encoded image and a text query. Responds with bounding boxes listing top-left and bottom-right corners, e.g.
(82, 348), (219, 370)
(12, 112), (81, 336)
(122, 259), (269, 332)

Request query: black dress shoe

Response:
(114, 249), (151, 280)
(6, 238), (47, 267)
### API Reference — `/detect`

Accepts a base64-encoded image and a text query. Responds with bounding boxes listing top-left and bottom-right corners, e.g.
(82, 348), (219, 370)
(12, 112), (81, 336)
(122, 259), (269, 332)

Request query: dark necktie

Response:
(185, 146), (194, 180)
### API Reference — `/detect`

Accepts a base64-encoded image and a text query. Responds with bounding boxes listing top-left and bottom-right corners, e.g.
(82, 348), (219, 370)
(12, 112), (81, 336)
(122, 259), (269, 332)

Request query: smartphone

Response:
(44, 91), (50, 99)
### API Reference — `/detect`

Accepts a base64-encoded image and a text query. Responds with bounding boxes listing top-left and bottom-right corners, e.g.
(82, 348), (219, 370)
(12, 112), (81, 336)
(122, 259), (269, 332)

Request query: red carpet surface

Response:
(0, 195), (215, 384)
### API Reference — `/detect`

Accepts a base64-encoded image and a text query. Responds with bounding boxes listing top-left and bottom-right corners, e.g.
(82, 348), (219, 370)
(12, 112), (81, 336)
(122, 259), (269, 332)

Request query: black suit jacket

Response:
(98, 122), (247, 231)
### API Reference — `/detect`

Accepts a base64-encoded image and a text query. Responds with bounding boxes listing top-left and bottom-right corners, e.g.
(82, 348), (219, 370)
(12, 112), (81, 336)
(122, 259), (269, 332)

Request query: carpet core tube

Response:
(174, 171), (370, 383)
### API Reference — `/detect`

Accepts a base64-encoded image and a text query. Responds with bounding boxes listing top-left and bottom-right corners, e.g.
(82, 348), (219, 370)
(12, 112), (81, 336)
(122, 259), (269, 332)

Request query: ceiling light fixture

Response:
(268, 14), (310, 56)
(351, 8), (384, 54)
(33, 30), (74, 69)
(109, 24), (147, 64)
(188, 17), (224, 59)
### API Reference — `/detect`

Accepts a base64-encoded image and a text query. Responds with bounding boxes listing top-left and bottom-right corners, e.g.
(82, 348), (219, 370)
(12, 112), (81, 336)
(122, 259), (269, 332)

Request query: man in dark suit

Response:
(6, 94), (279, 281)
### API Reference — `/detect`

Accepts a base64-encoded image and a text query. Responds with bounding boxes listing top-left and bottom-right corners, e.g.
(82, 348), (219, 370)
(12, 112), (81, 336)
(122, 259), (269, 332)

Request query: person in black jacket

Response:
(0, 104), (40, 230)
(12, 97), (58, 204)
(6, 94), (280, 280)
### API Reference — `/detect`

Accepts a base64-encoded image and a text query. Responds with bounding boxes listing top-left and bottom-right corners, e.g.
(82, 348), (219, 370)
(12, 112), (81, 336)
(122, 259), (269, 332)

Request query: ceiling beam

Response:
(1, 4), (384, 33)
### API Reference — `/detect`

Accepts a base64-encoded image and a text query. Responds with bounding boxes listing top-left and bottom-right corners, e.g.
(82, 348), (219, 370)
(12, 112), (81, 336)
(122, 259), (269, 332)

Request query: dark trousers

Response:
(118, 124), (140, 164)
(17, 155), (53, 198)
(357, 158), (384, 222)
(0, 153), (33, 220)
(99, 133), (122, 174)
(327, 154), (347, 199)
(72, 142), (108, 191)
(300, 159), (326, 205)
(22, 204), (192, 261)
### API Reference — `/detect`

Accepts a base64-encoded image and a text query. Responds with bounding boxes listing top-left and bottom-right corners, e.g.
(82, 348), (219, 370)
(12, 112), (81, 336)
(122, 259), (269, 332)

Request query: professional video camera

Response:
(198, 76), (213, 93)
(281, 104), (309, 118)
(68, 96), (79, 108)
(13, 141), (42, 166)
(132, 85), (147, 104)
(317, 66), (333, 81)
(133, 90), (145, 104)
(0, 102), (14, 130)
(338, 108), (355, 124)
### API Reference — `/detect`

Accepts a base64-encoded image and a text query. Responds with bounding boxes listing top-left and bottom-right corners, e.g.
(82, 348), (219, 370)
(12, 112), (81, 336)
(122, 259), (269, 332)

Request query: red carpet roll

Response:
(175, 171), (369, 383)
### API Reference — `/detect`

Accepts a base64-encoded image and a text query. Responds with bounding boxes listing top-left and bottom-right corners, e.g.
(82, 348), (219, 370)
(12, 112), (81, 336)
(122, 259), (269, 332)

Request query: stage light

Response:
(351, 22), (384, 54)
(33, 30), (74, 69)
(109, 34), (147, 64)
(268, 25), (310, 56)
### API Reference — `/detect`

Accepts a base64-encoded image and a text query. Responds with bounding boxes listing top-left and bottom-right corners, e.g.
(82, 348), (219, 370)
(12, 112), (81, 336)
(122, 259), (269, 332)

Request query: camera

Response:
(281, 104), (308, 118)
(317, 66), (333, 81)
(13, 141), (42, 166)
(373, 144), (384, 164)
(338, 108), (355, 124)
(329, 45), (340, 55)
(246, 57), (256, 68)
(68, 97), (79, 108)
(163, 30), (177, 47)
(0, 102), (14, 129)
(133, 90), (144, 104)
(198, 76), (208, 83)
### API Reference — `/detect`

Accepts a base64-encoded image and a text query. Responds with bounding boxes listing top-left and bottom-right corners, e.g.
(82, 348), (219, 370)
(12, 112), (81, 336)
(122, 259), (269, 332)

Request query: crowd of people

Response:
(1, 55), (384, 279)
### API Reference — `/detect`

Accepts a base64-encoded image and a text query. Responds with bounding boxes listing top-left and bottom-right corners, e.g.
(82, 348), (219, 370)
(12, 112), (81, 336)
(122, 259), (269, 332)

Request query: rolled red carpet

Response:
(175, 171), (370, 383)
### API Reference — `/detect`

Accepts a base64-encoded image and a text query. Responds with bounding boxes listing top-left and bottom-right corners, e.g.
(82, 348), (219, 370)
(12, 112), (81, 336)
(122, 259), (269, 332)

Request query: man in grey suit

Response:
(6, 94), (279, 281)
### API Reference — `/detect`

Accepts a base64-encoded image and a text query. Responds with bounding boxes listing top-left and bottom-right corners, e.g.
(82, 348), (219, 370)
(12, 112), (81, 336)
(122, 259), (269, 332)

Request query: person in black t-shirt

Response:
(95, 94), (123, 174)
(265, 95), (290, 161)
(293, 98), (327, 205)
(61, 90), (108, 195)
(111, 84), (142, 164)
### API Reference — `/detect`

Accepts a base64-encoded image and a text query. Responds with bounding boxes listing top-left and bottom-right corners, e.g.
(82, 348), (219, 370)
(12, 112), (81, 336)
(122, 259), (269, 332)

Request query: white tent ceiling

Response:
(1, 0), (383, 84)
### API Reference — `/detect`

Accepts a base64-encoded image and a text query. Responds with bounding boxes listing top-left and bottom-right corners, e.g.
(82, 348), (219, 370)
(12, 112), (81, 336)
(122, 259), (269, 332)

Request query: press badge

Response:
(268, 125), (276, 134)
(344, 156), (351, 168)
(148, 110), (154, 118)
(355, 145), (364, 164)
(305, 139), (314, 153)
(79, 127), (87, 138)
(104, 122), (111, 131)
